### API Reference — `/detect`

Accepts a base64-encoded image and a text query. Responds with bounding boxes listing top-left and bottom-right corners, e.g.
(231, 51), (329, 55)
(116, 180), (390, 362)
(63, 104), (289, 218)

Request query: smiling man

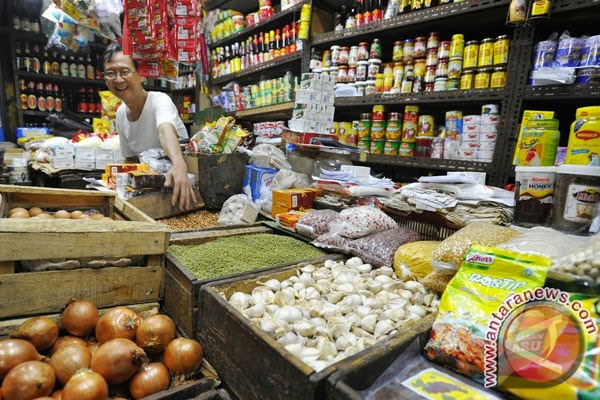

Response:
(102, 44), (197, 210)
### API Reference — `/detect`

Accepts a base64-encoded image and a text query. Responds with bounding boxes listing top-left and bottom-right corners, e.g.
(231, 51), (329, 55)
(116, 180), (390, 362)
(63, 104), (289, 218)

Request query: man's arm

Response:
(157, 122), (197, 210)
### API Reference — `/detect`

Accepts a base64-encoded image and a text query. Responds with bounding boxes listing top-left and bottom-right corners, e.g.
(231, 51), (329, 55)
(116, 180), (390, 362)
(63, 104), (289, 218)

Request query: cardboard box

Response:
(242, 164), (278, 202)
(271, 188), (316, 217)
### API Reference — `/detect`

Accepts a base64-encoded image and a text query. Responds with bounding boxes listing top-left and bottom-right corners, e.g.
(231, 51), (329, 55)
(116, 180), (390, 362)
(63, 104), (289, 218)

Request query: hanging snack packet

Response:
(423, 245), (550, 382)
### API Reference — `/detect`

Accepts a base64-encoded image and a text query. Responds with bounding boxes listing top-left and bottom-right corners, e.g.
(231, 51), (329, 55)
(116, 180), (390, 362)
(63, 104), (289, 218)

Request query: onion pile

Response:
(0, 299), (205, 400)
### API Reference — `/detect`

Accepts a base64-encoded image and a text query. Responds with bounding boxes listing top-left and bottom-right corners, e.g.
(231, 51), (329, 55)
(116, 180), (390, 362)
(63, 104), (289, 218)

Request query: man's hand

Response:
(164, 161), (197, 210)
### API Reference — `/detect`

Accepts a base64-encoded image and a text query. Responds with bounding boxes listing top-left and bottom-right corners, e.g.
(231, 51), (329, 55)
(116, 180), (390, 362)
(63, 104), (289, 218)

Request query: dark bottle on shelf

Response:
(356, 0), (365, 26)
(268, 30), (275, 60)
(51, 51), (60, 76)
(27, 81), (37, 110)
(36, 81), (46, 112)
(95, 54), (103, 79)
(283, 25), (290, 55)
(258, 32), (265, 64)
(42, 48), (51, 75)
(22, 42), (32, 72)
(87, 87), (96, 114)
(364, 0), (373, 25)
(86, 54), (95, 79)
(77, 55), (86, 78)
(19, 79), (28, 110)
(274, 29), (281, 58)
(372, 0), (384, 21)
(15, 42), (23, 71)
(290, 22), (297, 53)
(54, 85), (63, 112)
(264, 31), (271, 62)
(31, 44), (41, 73)
(45, 82), (55, 112)
(69, 54), (78, 78)
(60, 52), (70, 77)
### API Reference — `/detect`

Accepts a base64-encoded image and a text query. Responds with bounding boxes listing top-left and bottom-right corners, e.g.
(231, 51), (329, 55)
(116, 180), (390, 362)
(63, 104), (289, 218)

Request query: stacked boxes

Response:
(271, 188), (318, 217)
(459, 106), (500, 162)
(289, 73), (336, 134)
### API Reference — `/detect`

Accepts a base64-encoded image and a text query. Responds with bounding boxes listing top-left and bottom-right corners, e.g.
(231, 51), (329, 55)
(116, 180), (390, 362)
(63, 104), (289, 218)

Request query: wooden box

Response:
(164, 224), (332, 339)
(198, 262), (435, 400)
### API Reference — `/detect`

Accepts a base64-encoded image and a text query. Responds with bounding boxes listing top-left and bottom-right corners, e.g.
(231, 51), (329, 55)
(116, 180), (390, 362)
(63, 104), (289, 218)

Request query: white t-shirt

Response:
(116, 91), (188, 158)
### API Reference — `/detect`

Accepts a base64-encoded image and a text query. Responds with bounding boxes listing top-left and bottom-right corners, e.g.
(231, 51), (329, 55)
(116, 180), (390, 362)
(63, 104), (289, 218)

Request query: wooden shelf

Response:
(234, 102), (294, 120)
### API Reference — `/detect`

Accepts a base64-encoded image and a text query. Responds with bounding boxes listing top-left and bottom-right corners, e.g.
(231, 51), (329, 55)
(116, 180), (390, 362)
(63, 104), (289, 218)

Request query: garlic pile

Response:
(225, 257), (440, 372)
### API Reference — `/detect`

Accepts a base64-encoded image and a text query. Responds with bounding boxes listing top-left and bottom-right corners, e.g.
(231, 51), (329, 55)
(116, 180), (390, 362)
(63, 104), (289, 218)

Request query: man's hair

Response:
(101, 43), (139, 72)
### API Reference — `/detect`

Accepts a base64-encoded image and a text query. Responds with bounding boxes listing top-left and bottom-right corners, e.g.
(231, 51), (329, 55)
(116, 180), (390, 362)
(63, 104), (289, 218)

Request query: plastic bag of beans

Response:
(311, 232), (355, 254)
(393, 241), (440, 280)
(295, 209), (341, 239)
(348, 227), (421, 268)
(330, 205), (398, 239)
(551, 233), (600, 284)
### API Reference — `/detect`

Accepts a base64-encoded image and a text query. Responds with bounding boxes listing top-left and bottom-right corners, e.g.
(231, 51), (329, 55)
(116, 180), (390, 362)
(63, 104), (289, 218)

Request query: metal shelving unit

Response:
(234, 101), (295, 121)
(351, 153), (491, 172)
(23, 110), (99, 120)
(17, 72), (106, 86)
(335, 89), (507, 107)
(211, 52), (303, 87)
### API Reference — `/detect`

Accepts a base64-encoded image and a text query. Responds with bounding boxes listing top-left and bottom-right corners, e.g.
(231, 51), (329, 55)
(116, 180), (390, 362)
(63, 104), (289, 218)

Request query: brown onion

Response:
(51, 389), (63, 399)
(48, 336), (87, 356)
(90, 338), (147, 385)
(163, 338), (203, 376)
(61, 299), (99, 338)
(62, 370), (108, 400)
(87, 342), (100, 356)
(129, 363), (171, 399)
(135, 314), (176, 355)
(11, 317), (59, 352)
(1, 360), (55, 400)
(49, 344), (92, 385)
(94, 307), (139, 344)
(0, 339), (44, 379)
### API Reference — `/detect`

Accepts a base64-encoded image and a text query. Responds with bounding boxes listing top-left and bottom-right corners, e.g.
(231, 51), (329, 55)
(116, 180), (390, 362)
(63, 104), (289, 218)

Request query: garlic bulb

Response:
(252, 287), (275, 305)
(345, 257), (363, 268)
(244, 303), (265, 318)
(275, 306), (303, 323)
(293, 319), (316, 337)
(262, 279), (282, 291)
(229, 292), (252, 310)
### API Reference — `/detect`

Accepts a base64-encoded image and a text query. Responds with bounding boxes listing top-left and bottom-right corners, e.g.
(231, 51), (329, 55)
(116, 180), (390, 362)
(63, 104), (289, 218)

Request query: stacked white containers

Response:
(459, 104), (500, 162)
(289, 73), (336, 134)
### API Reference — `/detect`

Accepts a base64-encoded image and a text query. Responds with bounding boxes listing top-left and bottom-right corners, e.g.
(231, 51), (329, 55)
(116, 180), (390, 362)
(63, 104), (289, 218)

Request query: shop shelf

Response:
(552, 0), (600, 14)
(524, 84), (600, 101)
(6, 28), (47, 43)
(234, 101), (294, 120)
(335, 88), (507, 107)
(204, 0), (258, 13)
(22, 109), (99, 120)
(170, 86), (196, 94)
(311, 0), (510, 46)
(351, 152), (491, 172)
(210, 2), (304, 48)
(210, 52), (302, 87)
(17, 71), (106, 85)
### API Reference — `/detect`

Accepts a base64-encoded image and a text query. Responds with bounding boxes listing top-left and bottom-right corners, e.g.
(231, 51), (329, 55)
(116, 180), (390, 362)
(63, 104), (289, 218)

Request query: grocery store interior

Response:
(0, 0), (599, 399)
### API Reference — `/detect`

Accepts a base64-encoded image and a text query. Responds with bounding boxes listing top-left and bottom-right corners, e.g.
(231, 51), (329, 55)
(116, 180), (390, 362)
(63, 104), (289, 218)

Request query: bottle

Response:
(15, 42), (23, 71)
(27, 81), (37, 110)
(355, 0), (365, 26)
(384, 0), (399, 18)
(13, 0), (22, 30)
(22, 42), (32, 72)
(51, 51), (60, 76)
(19, 79), (28, 110)
(54, 84), (63, 112)
(400, 67), (413, 93)
(42, 49), (51, 74)
(264, 31), (271, 62)
(290, 23), (298, 53)
(274, 29), (282, 58)
(69, 54), (78, 77)
(95, 54), (103, 79)
(364, 0), (372, 24)
(508, 0), (527, 24)
(372, 0), (383, 22)
(45, 82), (54, 112)
(31, 44), (41, 73)
(36, 81), (46, 112)
(77, 55), (86, 78)
(60, 52), (69, 77)
(258, 32), (265, 63)
(283, 25), (290, 55)
(345, 8), (356, 28)
(77, 87), (88, 113)
(223, 45), (231, 75)
(87, 87), (96, 114)
(268, 30), (275, 60)
(85, 54), (95, 79)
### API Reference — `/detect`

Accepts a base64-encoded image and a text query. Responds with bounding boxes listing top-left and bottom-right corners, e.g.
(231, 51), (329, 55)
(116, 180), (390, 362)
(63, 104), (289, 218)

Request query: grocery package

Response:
(551, 233), (600, 284)
(431, 222), (521, 271)
(393, 241), (440, 280)
(188, 116), (249, 154)
(311, 231), (355, 254)
(566, 106), (600, 166)
(497, 226), (583, 259)
(348, 227), (421, 268)
(295, 209), (341, 239)
(217, 194), (258, 226)
(424, 245), (550, 381)
(332, 205), (398, 239)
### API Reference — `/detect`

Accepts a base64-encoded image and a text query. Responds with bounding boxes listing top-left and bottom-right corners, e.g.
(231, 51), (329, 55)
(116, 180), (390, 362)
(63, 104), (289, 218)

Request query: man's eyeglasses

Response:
(104, 69), (134, 79)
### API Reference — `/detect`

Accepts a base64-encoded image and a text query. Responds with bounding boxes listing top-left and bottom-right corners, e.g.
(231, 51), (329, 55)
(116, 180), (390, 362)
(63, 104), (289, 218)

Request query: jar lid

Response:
(449, 57), (463, 61)
(331, 45), (341, 49)
(466, 40), (480, 45)
(340, 46), (350, 50)
(482, 38), (495, 43)
(429, 31), (440, 36)
(404, 38), (414, 43)
(394, 40), (402, 45)
(496, 34), (510, 40)
(359, 42), (369, 46)
(357, 60), (369, 65)
(365, 80), (376, 84)
(350, 45), (359, 49)
(452, 34), (464, 39)
(368, 58), (382, 64)
(361, 112), (372, 119)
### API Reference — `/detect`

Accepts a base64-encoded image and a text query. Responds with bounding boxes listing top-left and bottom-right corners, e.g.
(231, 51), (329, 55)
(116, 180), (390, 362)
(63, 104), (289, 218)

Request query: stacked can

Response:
(461, 35), (510, 90)
(457, 104), (500, 162)
(332, 121), (358, 146)
(384, 112), (402, 155)
(400, 105), (419, 156)
(443, 110), (463, 159)
(415, 114), (435, 157)
(370, 105), (387, 153)
(357, 113), (372, 151)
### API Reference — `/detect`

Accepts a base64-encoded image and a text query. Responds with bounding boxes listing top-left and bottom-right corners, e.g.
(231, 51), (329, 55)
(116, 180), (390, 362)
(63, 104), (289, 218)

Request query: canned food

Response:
(414, 59), (426, 77)
(370, 39), (383, 59)
(339, 47), (350, 65)
(358, 42), (369, 61)
(338, 65), (348, 82)
(402, 121), (418, 142)
(490, 67), (506, 88)
(493, 35), (510, 66)
(383, 72), (394, 93)
(349, 46), (359, 66)
(386, 119), (402, 140)
(370, 139), (385, 154)
(463, 40), (479, 70)
(446, 78), (460, 91)
(433, 77), (447, 92)
(331, 45), (341, 66)
(373, 105), (386, 120)
(322, 50), (332, 68)
(355, 81), (367, 95)
(371, 120), (387, 139)
(399, 142), (416, 157)
(356, 60), (369, 81)
(460, 70), (475, 90)
(365, 80), (377, 95)
(427, 32), (440, 50)
(384, 140), (401, 155)
(436, 59), (448, 77)
(426, 49), (438, 67)
(448, 57), (463, 79)
(414, 36), (427, 58)
(449, 34), (465, 58)
(368, 58), (382, 79)
(357, 139), (371, 152)
(477, 38), (495, 68)
(393, 41), (403, 61)
(348, 66), (357, 82)
(403, 39), (415, 62)
(438, 41), (451, 59)
(404, 105), (419, 121)
(358, 118), (372, 138)
(424, 66), (437, 83)
(474, 68), (492, 89)
(418, 115), (435, 136)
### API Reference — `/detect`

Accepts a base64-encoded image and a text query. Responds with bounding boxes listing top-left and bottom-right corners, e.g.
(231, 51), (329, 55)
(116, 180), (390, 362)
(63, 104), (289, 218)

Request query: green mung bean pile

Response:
(168, 233), (326, 280)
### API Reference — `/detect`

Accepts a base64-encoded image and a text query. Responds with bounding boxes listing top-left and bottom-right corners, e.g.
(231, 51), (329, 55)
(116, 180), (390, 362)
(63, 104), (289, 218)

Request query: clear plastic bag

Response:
(217, 194), (258, 226)
(139, 148), (172, 173)
(393, 241), (440, 281)
(551, 233), (600, 284)
(330, 205), (398, 239)
(295, 209), (340, 239)
(270, 169), (310, 191)
(249, 144), (291, 170)
(311, 232), (354, 254)
(497, 226), (583, 260)
(348, 227), (421, 268)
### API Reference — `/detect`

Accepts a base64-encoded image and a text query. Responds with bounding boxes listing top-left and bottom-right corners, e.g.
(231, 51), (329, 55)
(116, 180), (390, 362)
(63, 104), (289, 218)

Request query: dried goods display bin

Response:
(164, 224), (332, 339)
(198, 261), (436, 400)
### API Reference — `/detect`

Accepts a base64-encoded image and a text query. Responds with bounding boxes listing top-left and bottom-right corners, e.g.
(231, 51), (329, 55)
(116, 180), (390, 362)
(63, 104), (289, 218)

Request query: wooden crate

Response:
(164, 224), (333, 339)
(198, 262), (435, 400)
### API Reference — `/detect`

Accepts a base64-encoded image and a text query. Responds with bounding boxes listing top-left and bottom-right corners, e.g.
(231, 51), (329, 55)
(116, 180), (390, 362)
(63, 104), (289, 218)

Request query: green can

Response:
(357, 139), (371, 152)
(384, 140), (401, 155)
(371, 120), (387, 139)
(399, 142), (416, 157)
(358, 119), (372, 139)
(370, 139), (385, 154)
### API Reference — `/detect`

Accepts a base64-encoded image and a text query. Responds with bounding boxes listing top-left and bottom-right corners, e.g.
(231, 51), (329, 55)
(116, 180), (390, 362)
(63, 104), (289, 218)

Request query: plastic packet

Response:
(393, 241), (440, 281)
(497, 226), (583, 260)
(348, 227), (421, 268)
(311, 232), (354, 254)
(270, 169), (310, 191)
(295, 209), (341, 239)
(551, 233), (600, 284)
(423, 245), (550, 381)
(217, 194), (258, 226)
(554, 30), (586, 67)
(139, 148), (172, 173)
(431, 222), (521, 271)
(330, 205), (398, 239)
(249, 144), (291, 170)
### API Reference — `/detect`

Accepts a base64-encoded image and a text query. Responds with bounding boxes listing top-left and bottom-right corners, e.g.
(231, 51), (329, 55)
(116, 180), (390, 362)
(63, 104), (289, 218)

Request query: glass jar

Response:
(311, 148), (353, 177)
